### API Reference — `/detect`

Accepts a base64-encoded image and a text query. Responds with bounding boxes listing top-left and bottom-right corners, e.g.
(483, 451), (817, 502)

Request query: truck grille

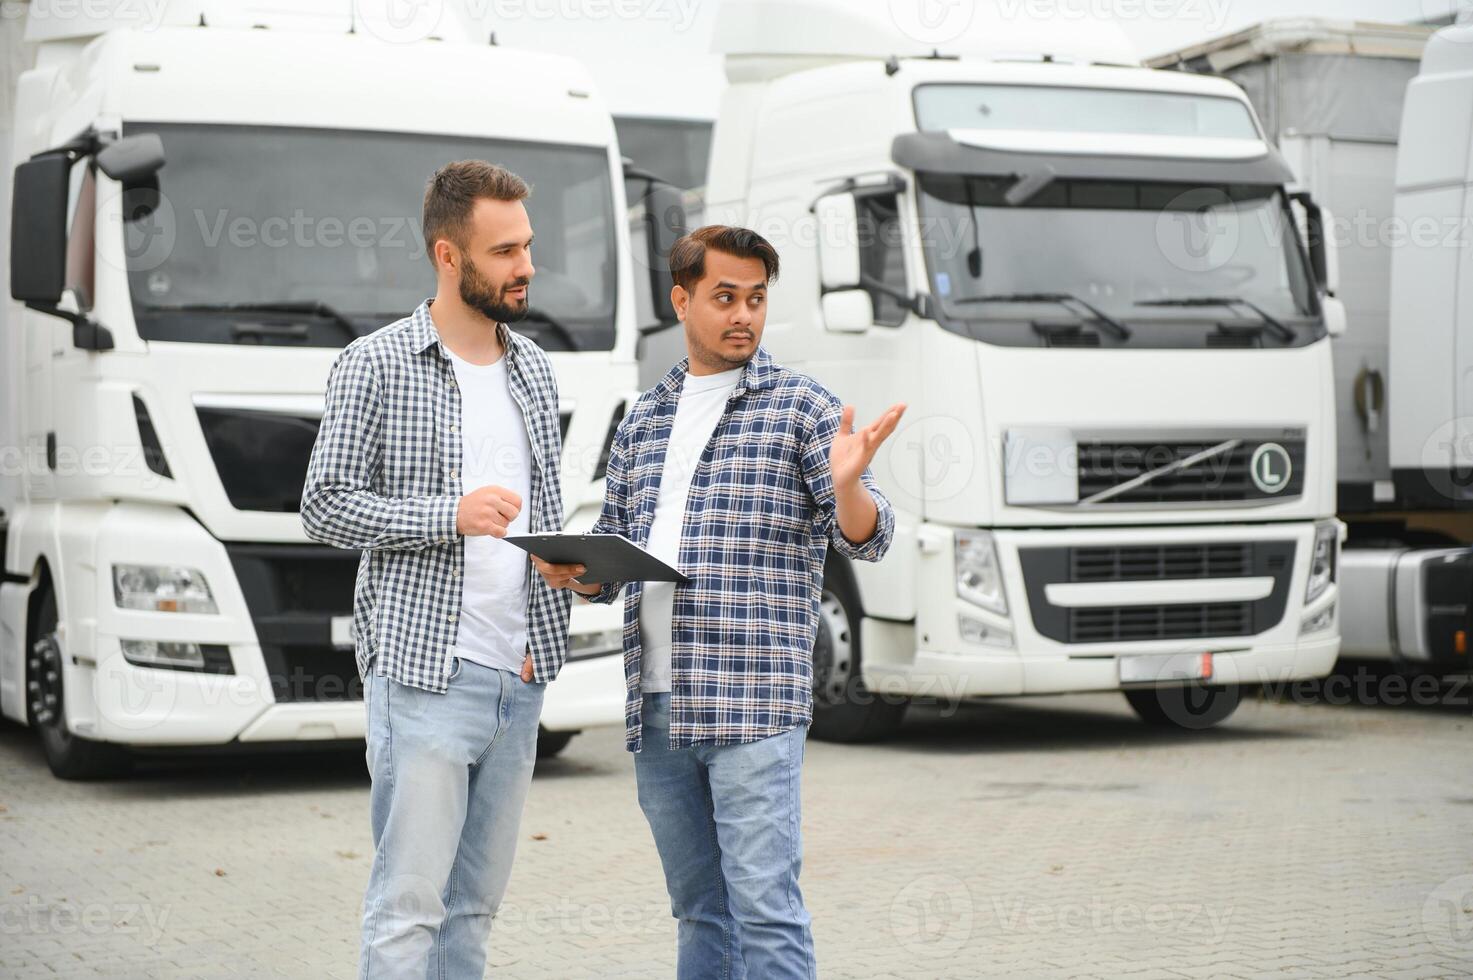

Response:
(1070, 603), (1252, 643)
(1019, 539), (1296, 644)
(225, 543), (362, 702)
(1077, 438), (1305, 504)
(1071, 543), (1253, 581)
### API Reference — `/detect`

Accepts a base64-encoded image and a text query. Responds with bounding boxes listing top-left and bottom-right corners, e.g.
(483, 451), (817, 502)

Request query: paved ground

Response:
(2, 668), (1472, 979)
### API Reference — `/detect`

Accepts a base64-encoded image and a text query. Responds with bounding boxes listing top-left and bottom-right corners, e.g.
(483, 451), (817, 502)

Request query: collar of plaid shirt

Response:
(650, 345), (781, 401)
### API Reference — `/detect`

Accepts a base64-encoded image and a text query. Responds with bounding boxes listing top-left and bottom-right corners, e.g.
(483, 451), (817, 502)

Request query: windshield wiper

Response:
(952, 292), (1131, 340)
(1135, 296), (1294, 342)
(152, 301), (364, 344)
(515, 307), (580, 352)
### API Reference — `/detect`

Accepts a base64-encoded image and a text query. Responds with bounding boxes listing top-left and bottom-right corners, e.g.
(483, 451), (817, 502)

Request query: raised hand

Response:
(830, 403), (906, 490)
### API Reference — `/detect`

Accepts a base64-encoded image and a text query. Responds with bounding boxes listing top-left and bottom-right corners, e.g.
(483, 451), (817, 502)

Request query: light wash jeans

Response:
(358, 655), (546, 980)
(634, 692), (816, 980)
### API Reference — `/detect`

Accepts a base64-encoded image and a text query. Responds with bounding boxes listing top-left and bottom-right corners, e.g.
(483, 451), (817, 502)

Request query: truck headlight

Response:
(113, 564), (218, 614)
(956, 530), (1007, 615)
(120, 639), (233, 673)
(1305, 522), (1337, 603)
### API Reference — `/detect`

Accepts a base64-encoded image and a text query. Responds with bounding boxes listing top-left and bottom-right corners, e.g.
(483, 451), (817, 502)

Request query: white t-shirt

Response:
(446, 346), (533, 675)
(638, 366), (743, 692)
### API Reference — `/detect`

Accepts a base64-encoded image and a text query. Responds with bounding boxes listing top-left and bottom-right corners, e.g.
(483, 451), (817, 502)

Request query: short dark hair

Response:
(669, 224), (780, 292)
(422, 160), (530, 254)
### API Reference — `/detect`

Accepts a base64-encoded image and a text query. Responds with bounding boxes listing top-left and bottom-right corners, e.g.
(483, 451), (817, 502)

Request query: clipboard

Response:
(503, 532), (690, 584)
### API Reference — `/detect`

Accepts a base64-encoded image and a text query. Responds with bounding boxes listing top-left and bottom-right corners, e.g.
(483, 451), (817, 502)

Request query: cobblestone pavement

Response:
(2, 673), (1472, 979)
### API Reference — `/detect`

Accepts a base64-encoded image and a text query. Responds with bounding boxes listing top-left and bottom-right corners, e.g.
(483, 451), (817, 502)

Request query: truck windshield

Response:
(915, 173), (1318, 347)
(122, 123), (617, 350)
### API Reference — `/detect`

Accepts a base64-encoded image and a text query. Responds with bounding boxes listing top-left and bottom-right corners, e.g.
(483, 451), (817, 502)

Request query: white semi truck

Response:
(1152, 19), (1471, 677)
(666, 0), (1346, 739)
(0, 0), (647, 777)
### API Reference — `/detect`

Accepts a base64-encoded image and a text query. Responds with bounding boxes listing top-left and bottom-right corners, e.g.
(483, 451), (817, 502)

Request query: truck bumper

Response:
(862, 520), (1342, 699)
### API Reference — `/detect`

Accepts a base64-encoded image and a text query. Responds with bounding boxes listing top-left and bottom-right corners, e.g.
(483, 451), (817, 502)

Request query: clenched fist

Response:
(456, 485), (522, 538)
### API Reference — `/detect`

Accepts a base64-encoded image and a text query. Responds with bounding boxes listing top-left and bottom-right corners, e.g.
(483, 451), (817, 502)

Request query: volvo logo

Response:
(1250, 443), (1292, 494)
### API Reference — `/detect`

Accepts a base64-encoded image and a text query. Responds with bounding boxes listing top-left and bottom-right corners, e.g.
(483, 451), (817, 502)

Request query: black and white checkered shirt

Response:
(301, 300), (571, 692)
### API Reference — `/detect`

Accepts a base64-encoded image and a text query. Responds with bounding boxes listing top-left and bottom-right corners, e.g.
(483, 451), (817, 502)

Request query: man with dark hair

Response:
(533, 224), (905, 979)
(302, 159), (571, 979)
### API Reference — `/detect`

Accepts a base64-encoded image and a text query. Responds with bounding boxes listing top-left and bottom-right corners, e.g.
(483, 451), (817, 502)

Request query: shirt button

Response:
(450, 469), (458, 479)
(447, 613), (456, 623)
(451, 424), (458, 433)
(451, 568), (460, 577)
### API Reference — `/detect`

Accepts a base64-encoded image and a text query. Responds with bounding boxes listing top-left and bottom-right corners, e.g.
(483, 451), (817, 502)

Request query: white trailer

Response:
(668, 0), (1346, 739)
(0, 0), (643, 777)
(1152, 19), (1471, 675)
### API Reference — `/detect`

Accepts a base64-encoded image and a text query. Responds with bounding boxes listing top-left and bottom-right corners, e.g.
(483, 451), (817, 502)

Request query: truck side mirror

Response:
(1291, 191), (1340, 296)
(95, 133), (165, 185)
(813, 192), (876, 333)
(9, 153), (72, 306)
(814, 192), (862, 290)
(636, 179), (687, 329)
(1321, 295), (1347, 338)
(821, 290), (874, 334)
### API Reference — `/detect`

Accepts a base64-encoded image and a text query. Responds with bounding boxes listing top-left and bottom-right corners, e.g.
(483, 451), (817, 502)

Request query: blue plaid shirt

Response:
(301, 301), (571, 692)
(588, 347), (895, 751)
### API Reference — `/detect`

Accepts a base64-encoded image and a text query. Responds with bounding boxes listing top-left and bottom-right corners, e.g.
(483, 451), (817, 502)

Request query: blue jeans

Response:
(634, 692), (816, 980)
(358, 656), (546, 980)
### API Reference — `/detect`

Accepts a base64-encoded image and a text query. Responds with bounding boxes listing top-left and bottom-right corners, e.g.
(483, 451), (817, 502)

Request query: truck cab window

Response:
(857, 193), (906, 327)
(65, 166), (96, 312)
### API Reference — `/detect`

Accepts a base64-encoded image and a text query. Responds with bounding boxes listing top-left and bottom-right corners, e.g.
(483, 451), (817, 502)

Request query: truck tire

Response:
(1124, 682), (1243, 731)
(536, 727), (575, 759)
(28, 586), (132, 780)
(809, 555), (906, 743)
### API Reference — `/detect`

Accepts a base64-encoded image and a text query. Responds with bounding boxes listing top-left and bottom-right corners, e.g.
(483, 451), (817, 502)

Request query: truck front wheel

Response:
(809, 557), (906, 743)
(1124, 682), (1243, 730)
(28, 586), (131, 780)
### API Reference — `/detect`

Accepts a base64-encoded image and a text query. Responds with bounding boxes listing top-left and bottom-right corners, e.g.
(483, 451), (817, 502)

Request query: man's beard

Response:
(686, 324), (756, 372)
(459, 256), (529, 324)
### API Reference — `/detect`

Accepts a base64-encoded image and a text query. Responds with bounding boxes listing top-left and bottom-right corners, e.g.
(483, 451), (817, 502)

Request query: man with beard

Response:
(532, 225), (905, 979)
(302, 160), (571, 979)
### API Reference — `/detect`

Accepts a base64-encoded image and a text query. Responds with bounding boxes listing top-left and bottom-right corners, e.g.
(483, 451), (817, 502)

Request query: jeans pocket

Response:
(447, 655), (463, 682)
